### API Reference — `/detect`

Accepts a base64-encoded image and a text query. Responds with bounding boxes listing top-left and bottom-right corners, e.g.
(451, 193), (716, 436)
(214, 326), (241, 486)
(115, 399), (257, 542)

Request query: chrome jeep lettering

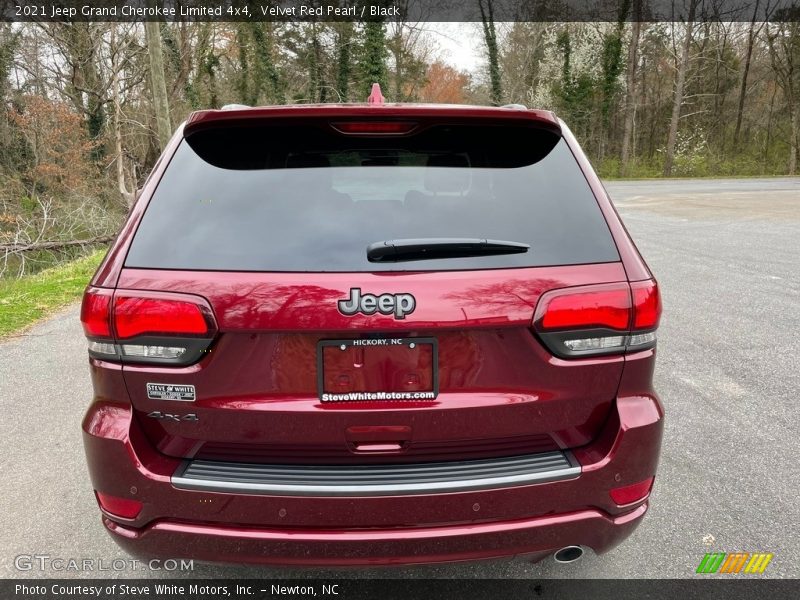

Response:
(337, 288), (416, 320)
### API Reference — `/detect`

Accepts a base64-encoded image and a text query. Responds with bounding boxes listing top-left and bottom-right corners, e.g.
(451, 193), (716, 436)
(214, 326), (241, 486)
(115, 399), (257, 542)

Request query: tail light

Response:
(330, 121), (418, 135)
(80, 288), (112, 337)
(80, 288), (216, 366)
(533, 280), (661, 358)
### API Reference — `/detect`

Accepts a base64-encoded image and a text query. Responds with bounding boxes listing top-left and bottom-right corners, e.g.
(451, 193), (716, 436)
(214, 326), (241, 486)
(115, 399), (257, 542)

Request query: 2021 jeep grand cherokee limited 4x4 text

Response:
(81, 96), (663, 566)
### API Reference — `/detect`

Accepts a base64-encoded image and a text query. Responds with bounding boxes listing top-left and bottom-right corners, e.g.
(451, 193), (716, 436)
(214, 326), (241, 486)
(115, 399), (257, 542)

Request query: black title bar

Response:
(2, 0), (800, 22)
(5, 579), (800, 600)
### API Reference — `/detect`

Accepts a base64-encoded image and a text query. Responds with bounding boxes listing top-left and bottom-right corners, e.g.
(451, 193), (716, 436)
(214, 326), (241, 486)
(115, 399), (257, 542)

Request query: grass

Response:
(0, 250), (105, 338)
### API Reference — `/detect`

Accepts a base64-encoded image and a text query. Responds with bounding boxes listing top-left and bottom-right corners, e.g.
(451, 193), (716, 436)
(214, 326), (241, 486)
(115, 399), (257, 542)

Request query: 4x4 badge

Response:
(147, 411), (199, 422)
(338, 287), (416, 320)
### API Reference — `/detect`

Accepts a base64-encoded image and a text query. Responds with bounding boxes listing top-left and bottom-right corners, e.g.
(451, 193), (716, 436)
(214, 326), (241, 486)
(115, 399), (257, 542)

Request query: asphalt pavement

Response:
(1, 177), (798, 579)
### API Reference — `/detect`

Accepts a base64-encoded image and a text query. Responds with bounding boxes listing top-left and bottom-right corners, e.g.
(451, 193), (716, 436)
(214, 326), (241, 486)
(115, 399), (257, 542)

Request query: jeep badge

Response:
(337, 287), (416, 320)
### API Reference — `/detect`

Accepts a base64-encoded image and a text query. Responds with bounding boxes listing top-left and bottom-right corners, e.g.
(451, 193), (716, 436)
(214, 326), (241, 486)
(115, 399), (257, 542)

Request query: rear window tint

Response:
(125, 122), (619, 272)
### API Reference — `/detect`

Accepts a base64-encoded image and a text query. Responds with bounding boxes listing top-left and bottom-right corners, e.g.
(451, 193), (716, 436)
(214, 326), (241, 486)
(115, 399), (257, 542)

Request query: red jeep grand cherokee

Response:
(80, 93), (663, 567)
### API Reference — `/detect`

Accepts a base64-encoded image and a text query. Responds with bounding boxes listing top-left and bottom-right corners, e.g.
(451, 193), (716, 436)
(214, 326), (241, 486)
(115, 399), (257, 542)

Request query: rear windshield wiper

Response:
(366, 238), (530, 263)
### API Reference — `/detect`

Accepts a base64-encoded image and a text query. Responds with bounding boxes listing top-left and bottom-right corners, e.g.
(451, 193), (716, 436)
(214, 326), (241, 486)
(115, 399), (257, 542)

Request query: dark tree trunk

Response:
(145, 20), (172, 152)
(733, 0), (760, 149)
(478, 0), (503, 106)
(664, 0), (698, 177)
(621, 3), (642, 176)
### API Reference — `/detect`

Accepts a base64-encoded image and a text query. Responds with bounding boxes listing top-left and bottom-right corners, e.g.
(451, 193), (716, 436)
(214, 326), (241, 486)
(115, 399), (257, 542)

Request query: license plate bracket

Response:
(317, 337), (438, 402)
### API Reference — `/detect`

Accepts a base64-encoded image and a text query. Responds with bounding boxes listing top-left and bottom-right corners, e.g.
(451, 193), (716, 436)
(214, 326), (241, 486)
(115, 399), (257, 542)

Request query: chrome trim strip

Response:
(172, 451), (581, 497)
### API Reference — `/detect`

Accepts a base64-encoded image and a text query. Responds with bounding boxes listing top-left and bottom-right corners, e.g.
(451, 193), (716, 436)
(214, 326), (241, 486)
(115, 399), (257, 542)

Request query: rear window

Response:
(125, 121), (619, 272)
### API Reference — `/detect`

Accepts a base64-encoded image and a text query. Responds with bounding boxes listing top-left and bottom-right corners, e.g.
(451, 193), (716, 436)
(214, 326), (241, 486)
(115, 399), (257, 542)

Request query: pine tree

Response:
(360, 20), (388, 94)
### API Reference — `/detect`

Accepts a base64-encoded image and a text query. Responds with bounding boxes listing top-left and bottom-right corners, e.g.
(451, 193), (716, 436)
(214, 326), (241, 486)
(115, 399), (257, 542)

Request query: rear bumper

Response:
(104, 503), (647, 567)
(83, 392), (663, 566)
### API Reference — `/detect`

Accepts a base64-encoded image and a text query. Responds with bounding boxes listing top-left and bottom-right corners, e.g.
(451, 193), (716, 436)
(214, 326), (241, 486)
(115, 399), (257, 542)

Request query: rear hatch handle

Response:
(346, 425), (411, 454)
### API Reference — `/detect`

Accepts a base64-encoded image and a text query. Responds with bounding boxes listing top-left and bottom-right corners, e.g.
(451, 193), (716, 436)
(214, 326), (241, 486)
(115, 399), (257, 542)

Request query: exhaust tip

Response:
(554, 545), (584, 563)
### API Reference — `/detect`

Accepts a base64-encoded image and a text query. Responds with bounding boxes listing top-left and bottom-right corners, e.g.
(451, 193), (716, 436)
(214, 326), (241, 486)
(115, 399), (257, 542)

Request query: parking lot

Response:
(1, 177), (798, 579)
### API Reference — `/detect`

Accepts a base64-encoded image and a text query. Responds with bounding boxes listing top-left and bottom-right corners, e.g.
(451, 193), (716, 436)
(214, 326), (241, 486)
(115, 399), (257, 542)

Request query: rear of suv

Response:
(81, 94), (663, 566)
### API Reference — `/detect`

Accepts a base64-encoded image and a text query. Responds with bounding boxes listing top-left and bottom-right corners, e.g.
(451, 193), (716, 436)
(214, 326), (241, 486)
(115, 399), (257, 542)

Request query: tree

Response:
(191, 23), (222, 110)
(33, 24), (107, 155)
(0, 25), (20, 169)
(419, 61), (469, 103)
(10, 95), (97, 193)
(500, 22), (550, 105)
(478, 0), (503, 105)
(621, 2), (643, 175)
(109, 24), (137, 207)
(600, 2), (629, 127)
(766, 9), (800, 174)
(386, 1), (433, 101)
(161, 22), (201, 110)
(308, 22), (326, 102)
(333, 22), (355, 101)
(248, 22), (285, 104)
(732, 0), (763, 148)
(554, 28), (595, 137)
(663, 0), (698, 177)
(360, 19), (388, 92)
(144, 20), (172, 151)
(234, 23), (252, 104)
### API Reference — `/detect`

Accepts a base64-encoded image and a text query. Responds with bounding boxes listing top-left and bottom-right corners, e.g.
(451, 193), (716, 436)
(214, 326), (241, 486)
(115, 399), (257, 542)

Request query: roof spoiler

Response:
(183, 99), (562, 138)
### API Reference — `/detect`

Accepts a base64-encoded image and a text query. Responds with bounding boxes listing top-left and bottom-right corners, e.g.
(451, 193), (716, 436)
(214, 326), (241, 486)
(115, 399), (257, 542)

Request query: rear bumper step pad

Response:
(172, 450), (580, 496)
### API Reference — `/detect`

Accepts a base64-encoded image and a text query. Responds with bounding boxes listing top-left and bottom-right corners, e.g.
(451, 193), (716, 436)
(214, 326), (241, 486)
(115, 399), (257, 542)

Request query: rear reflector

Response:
(330, 121), (417, 135)
(609, 477), (654, 506)
(80, 290), (112, 338)
(114, 296), (211, 339)
(95, 491), (143, 519)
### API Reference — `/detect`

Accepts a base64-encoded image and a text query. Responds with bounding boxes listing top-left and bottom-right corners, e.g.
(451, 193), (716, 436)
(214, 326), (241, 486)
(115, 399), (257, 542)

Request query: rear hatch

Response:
(108, 110), (629, 464)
